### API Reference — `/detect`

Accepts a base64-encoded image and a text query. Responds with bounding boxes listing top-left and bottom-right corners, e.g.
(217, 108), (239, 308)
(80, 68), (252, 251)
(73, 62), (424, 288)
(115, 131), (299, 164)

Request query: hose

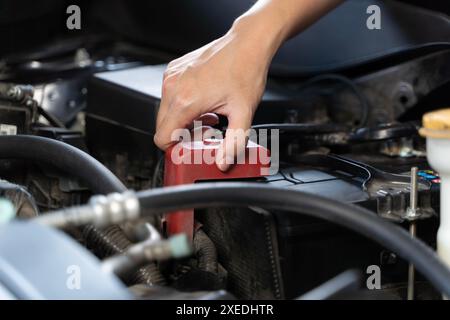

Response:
(193, 229), (218, 274)
(0, 135), (163, 285)
(85, 224), (166, 286)
(132, 182), (450, 297)
(0, 135), (125, 194)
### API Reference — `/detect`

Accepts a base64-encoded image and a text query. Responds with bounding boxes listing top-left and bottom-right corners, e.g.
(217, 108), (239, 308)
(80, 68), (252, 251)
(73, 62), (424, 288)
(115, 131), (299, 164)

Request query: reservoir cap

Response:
(420, 108), (450, 139)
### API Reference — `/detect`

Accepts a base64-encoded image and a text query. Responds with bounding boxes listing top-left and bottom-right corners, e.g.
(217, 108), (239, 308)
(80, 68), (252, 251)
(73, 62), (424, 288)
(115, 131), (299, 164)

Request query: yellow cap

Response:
(419, 109), (450, 139)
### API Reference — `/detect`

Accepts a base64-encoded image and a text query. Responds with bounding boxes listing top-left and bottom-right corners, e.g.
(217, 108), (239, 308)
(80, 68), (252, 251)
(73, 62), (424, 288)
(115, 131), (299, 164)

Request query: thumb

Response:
(215, 110), (252, 172)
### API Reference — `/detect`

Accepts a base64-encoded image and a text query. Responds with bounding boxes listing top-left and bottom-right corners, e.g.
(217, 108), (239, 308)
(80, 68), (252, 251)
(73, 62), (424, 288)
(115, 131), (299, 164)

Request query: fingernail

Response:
(216, 155), (234, 172)
(217, 161), (230, 172)
(215, 150), (227, 171)
(215, 147), (228, 172)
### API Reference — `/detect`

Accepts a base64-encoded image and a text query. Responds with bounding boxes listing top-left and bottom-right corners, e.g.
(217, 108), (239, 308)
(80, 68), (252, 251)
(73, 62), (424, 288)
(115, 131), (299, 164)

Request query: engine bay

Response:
(0, 0), (450, 301)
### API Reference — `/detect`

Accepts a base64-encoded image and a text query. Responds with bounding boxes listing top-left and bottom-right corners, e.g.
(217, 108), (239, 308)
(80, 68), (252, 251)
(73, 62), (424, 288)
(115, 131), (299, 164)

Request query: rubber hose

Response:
(83, 224), (166, 286)
(136, 182), (450, 297)
(0, 135), (126, 194)
(193, 229), (219, 274)
(0, 135), (163, 285)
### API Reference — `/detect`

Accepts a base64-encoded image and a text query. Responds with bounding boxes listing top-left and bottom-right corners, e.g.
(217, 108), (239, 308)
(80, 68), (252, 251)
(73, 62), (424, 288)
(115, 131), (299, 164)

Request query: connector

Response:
(101, 233), (192, 277)
(35, 191), (140, 228)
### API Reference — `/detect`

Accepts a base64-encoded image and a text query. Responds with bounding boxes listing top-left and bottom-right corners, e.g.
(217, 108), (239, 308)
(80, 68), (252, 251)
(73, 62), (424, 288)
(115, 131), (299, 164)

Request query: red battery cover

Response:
(163, 139), (270, 241)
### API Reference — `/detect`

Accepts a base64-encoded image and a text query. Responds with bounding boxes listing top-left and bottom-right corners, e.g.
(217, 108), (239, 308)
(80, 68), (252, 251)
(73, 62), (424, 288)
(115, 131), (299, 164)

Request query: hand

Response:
(154, 17), (279, 171)
(154, 0), (343, 171)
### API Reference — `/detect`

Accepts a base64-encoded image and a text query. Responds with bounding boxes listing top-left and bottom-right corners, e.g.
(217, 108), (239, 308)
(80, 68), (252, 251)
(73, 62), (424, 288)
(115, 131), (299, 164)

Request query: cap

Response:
(419, 108), (450, 139)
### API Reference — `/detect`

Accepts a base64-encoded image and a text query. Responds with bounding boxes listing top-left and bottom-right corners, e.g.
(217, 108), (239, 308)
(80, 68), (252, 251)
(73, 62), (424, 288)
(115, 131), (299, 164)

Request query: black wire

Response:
(251, 123), (349, 134)
(151, 155), (165, 189)
(135, 182), (450, 297)
(36, 106), (66, 128)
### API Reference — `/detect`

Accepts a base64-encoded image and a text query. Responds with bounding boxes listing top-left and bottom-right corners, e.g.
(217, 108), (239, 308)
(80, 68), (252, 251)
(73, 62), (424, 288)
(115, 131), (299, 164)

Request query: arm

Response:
(154, 0), (343, 171)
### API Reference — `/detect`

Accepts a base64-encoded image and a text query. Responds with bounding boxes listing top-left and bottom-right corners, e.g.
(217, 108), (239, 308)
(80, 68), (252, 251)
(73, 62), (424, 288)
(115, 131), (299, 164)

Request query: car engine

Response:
(0, 0), (450, 301)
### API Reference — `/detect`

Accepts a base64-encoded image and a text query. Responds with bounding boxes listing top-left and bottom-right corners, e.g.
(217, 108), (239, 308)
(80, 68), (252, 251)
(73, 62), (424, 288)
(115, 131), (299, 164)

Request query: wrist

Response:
(230, 9), (288, 62)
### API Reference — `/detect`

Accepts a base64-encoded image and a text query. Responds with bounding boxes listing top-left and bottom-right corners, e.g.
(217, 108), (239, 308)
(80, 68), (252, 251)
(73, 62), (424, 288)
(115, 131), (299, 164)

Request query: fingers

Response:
(155, 88), (220, 150)
(155, 114), (220, 150)
(188, 113), (219, 129)
(156, 66), (220, 150)
(156, 70), (178, 130)
(192, 125), (222, 141)
(215, 108), (252, 172)
(156, 94), (254, 172)
(154, 100), (204, 150)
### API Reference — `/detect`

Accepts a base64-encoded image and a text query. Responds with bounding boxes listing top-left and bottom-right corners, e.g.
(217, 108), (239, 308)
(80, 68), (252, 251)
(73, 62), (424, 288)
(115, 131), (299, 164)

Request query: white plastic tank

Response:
(420, 109), (450, 268)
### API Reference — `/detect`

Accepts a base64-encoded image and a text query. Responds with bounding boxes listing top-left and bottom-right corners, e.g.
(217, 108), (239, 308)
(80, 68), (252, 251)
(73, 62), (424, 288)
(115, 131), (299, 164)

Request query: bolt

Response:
(7, 87), (19, 99)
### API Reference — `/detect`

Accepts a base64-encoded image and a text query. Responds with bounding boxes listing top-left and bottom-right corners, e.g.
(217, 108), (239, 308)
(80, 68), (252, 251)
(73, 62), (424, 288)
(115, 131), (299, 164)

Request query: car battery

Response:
(86, 64), (300, 133)
(85, 64), (300, 184)
(196, 154), (441, 299)
(85, 65), (165, 186)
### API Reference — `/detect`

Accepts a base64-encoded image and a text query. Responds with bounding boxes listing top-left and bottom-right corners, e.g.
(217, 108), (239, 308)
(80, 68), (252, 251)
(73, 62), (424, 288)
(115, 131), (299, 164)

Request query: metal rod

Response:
(407, 167), (418, 300)
(408, 222), (416, 300)
(410, 167), (418, 212)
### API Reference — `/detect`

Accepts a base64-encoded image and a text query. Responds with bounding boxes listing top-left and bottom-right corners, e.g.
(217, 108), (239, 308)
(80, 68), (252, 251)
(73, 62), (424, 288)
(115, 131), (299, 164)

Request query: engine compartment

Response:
(0, 0), (450, 301)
